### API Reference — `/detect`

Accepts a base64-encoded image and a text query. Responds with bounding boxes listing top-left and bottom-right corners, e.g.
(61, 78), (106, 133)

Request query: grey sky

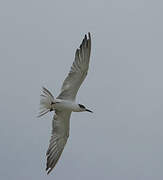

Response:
(0, 0), (163, 179)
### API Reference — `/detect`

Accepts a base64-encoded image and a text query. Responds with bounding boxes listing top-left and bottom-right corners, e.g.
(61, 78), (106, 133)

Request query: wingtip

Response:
(87, 32), (91, 49)
(84, 32), (91, 39)
(46, 168), (53, 175)
(88, 32), (91, 39)
(84, 34), (87, 40)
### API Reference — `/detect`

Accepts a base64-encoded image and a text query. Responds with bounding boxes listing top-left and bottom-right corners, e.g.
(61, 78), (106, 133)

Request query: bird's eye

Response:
(79, 104), (85, 109)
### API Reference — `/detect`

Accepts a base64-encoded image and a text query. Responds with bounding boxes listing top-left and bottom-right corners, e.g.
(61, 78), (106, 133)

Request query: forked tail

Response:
(38, 87), (55, 117)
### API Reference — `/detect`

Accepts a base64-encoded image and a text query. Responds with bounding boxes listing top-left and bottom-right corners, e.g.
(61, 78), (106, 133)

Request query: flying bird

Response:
(38, 33), (92, 174)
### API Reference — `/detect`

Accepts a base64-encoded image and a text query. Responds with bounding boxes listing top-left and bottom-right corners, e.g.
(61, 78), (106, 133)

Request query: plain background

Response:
(0, 0), (163, 179)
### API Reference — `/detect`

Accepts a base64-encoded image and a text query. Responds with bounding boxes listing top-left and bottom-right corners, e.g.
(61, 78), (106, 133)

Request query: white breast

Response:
(55, 100), (80, 112)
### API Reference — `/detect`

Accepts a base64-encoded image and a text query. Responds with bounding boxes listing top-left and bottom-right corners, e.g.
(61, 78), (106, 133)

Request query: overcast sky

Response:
(0, 0), (163, 179)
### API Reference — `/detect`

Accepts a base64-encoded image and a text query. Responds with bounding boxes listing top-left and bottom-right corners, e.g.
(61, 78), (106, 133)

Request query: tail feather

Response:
(42, 87), (54, 100)
(38, 87), (55, 117)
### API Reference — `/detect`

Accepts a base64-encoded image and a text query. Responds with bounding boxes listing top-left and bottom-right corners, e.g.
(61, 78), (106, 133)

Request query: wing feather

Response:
(57, 33), (91, 100)
(46, 110), (71, 174)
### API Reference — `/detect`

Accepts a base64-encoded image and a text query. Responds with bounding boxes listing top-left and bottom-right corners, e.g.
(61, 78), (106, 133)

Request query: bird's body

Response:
(51, 99), (84, 112)
(39, 33), (92, 174)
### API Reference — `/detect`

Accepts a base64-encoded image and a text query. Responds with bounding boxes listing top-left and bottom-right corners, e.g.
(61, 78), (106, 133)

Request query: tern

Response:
(38, 33), (92, 174)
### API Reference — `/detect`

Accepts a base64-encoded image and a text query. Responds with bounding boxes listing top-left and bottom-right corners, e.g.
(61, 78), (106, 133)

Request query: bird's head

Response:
(78, 104), (93, 113)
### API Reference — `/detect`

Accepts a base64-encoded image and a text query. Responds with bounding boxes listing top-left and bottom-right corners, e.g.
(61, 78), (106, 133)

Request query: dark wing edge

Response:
(57, 32), (91, 100)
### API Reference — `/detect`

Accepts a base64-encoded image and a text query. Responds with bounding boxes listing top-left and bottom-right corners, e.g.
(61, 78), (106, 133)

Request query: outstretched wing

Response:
(46, 110), (71, 174)
(57, 33), (91, 101)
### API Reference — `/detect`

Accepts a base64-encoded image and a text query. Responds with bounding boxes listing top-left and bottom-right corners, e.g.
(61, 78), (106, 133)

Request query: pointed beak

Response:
(86, 109), (93, 113)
